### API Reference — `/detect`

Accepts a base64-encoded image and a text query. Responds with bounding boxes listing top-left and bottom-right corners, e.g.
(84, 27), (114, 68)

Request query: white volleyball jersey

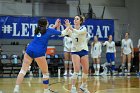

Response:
(63, 36), (72, 52)
(103, 41), (116, 53)
(68, 26), (88, 52)
(138, 39), (140, 51)
(91, 42), (102, 58)
(121, 38), (133, 54)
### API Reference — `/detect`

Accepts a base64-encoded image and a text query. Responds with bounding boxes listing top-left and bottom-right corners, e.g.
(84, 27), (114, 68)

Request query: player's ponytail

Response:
(35, 17), (48, 35)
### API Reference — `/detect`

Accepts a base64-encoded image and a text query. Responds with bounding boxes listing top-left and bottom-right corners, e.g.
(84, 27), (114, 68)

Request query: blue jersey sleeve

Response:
(48, 28), (61, 36)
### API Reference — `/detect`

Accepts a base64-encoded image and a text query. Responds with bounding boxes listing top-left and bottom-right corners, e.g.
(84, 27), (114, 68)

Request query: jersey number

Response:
(37, 33), (41, 37)
(75, 38), (78, 42)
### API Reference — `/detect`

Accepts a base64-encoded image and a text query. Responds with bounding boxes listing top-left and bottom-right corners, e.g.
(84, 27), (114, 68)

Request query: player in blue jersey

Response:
(13, 18), (69, 93)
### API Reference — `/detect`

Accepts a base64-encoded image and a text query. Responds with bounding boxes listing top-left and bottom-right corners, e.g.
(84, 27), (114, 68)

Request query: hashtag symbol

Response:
(2, 25), (13, 34)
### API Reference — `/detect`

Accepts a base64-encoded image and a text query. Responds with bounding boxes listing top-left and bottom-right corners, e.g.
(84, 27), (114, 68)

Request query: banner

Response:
(0, 16), (114, 41)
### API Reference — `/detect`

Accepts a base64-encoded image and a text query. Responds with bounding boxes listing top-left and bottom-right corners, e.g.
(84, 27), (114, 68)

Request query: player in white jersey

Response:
(64, 15), (90, 93)
(137, 39), (140, 76)
(63, 36), (73, 76)
(121, 32), (134, 76)
(91, 35), (102, 76)
(103, 35), (116, 75)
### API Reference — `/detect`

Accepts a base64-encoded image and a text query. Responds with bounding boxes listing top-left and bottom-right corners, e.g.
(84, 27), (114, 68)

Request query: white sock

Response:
(97, 64), (100, 74)
(69, 70), (72, 73)
(44, 88), (49, 91)
(65, 70), (67, 73)
(15, 85), (19, 88)
(93, 64), (97, 74)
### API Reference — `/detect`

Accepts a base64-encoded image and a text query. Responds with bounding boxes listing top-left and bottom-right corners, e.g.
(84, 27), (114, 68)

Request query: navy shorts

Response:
(71, 50), (88, 57)
(106, 53), (115, 63)
(26, 49), (45, 58)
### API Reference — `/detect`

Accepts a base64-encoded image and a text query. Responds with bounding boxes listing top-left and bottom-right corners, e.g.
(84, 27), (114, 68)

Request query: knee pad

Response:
(64, 61), (69, 64)
(72, 72), (78, 79)
(82, 73), (88, 79)
(43, 79), (49, 84)
(19, 69), (27, 75)
(69, 61), (73, 64)
(128, 63), (131, 67)
(112, 61), (115, 65)
(43, 73), (49, 78)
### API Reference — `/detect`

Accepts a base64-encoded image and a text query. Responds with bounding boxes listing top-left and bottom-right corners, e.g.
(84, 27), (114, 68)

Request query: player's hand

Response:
(132, 54), (134, 58)
(115, 54), (116, 58)
(54, 19), (61, 28)
(64, 19), (71, 27)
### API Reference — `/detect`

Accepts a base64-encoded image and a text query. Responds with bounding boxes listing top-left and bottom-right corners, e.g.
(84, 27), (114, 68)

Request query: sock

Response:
(97, 64), (100, 74)
(93, 64), (96, 73)
(15, 85), (19, 88)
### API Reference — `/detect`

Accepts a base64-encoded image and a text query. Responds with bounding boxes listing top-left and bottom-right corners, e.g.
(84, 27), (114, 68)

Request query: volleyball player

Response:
(13, 18), (69, 93)
(91, 35), (102, 76)
(137, 39), (140, 76)
(103, 35), (116, 75)
(64, 15), (90, 93)
(63, 36), (73, 76)
(121, 32), (134, 76)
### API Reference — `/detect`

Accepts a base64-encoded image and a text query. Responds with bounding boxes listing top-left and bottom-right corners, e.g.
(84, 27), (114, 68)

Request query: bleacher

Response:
(0, 38), (124, 77)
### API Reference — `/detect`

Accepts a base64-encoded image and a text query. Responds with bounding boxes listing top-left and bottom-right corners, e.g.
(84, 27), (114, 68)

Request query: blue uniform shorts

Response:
(106, 53), (115, 63)
(71, 50), (88, 57)
(26, 48), (45, 58)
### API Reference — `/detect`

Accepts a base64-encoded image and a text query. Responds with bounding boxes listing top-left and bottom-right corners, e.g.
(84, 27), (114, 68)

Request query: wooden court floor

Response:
(0, 76), (140, 93)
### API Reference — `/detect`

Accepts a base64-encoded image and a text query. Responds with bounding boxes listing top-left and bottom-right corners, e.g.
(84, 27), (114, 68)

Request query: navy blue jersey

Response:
(26, 28), (61, 58)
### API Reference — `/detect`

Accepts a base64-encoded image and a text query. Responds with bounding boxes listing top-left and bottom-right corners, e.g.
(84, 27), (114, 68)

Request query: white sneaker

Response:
(127, 72), (130, 76)
(69, 72), (73, 76)
(13, 85), (19, 93)
(80, 84), (90, 93)
(63, 72), (67, 76)
(78, 71), (82, 76)
(71, 86), (77, 93)
(44, 89), (51, 93)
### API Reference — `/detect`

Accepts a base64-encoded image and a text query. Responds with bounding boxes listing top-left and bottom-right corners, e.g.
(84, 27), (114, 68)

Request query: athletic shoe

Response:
(78, 71), (82, 76)
(13, 85), (19, 93)
(44, 89), (51, 93)
(71, 86), (77, 93)
(127, 72), (131, 76)
(69, 72), (73, 76)
(119, 72), (125, 76)
(63, 72), (67, 76)
(80, 84), (90, 93)
(137, 72), (140, 76)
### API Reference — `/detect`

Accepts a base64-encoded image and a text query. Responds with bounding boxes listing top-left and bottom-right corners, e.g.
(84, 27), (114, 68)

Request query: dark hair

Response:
(125, 32), (129, 35)
(76, 15), (84, 25)
(35, 17), (48, 35)
(108, 35), (112, 38)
